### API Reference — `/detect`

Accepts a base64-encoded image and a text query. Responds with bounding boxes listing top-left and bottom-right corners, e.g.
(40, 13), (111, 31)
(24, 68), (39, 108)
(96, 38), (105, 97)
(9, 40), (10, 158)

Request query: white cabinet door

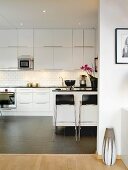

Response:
(73, 47), (83, 69)
(0, 48), (17, 69)
(84, 47), (95, 66)
(33, 92), (50, 111)
(34, 47), (54, 70)
(34, 29), (53, 47)
(53, 29), (72, 47)
(18, 29), (33, 57)
(0, 30), (17, 47)
(18, 29), (33, 47)
(17, 92), (33, 111)
(84, 29), (95, 47)
(73, 29), (83, 47)
(54, 47), (72, 69)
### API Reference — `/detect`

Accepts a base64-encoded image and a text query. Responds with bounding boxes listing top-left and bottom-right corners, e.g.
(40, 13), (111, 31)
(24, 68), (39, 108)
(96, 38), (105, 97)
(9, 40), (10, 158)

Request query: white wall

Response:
(0, 70), (90, 87)
(98, 0), (128, 155)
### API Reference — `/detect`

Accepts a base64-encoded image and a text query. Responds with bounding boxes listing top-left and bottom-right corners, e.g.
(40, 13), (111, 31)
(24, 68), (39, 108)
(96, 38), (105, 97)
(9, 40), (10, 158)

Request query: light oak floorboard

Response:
(0, 154), (127, 170)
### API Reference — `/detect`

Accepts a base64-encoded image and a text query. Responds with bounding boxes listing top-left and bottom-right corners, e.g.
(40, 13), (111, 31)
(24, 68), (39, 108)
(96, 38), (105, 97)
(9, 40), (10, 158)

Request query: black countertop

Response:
(0, 86), (92, 89)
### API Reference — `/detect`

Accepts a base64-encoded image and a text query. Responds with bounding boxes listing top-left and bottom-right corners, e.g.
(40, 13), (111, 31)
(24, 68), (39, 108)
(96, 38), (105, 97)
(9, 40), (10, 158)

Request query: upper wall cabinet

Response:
(54, 47), (72, 69)
(0, 30), (17, 47)
(34, 29), (53, 47)
(34, 47), (54, 70)
(84, 29), (95, 47)
(0, 48), (17, 69)
(73, 29), (83, 47)
(18, 29), (33, 47)
(53, 29), (72, 47)
(17, 29), (33, 57)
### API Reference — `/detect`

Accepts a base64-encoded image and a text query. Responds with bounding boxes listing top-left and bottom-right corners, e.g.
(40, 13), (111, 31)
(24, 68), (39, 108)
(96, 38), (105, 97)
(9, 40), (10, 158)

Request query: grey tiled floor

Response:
(0, 116), (97, 154)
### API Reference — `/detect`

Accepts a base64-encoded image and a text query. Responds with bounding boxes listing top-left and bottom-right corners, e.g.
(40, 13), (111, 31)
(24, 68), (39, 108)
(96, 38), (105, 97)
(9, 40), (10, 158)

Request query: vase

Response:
(102, 128), (116, 166)
(90, 77), (98, 91)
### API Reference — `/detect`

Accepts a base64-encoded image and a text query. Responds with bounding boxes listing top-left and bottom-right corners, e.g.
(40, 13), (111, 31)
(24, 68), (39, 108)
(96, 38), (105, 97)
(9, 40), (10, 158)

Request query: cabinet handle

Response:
(83, 45), (94, 47)
(17, 46), (30, 48)
(20, 102), (31, 104)
(74, 46), (83, 48)
(43, 45), (62, 47)
(8, 46), (17, 48)
(36, 102), (48, 104)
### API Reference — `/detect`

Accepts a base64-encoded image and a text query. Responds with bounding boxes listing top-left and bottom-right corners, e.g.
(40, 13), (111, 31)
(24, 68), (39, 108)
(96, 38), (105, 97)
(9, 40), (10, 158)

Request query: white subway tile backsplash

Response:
(0, 70), (83, 87)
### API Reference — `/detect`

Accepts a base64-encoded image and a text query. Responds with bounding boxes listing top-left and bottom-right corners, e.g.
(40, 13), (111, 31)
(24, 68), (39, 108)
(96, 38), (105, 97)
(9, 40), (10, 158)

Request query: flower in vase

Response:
(80, 64), (95, 78)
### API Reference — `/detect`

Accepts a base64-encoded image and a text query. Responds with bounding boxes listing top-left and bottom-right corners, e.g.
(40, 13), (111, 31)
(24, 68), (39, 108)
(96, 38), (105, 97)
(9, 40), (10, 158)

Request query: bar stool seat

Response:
(54, 94), (77, 141)
(79, 94), (97, 140)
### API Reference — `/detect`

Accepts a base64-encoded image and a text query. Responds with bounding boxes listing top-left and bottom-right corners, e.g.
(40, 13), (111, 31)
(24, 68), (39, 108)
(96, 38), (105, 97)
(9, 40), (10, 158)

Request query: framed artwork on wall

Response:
(115, 28), (128, 64)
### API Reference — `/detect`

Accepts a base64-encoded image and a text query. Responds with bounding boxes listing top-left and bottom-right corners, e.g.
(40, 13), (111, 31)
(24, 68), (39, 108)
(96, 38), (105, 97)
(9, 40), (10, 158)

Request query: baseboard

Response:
(97, 154), (121, 160)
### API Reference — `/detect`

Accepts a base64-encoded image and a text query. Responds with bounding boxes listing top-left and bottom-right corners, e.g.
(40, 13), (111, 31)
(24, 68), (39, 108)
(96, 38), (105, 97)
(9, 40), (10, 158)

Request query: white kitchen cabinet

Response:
(34, 29), (53, 47)
(54, 47), (72, 69)
(53, 29), (72, 47)
(34, 47), (54, 70)
(84, 47), (95, 66)
(84, 29), (95, 47)
(18, 29), (33, 47)
(73, 29), (83, 47)
(0, 48), (17, 69)
(33, 92), (50, 111)
(17, 92), (33, 112)
(17, 29), (33, 57)
(73, 47), (83, 69)
(0, 30), (17, 47)
(16, 88), (51, 115)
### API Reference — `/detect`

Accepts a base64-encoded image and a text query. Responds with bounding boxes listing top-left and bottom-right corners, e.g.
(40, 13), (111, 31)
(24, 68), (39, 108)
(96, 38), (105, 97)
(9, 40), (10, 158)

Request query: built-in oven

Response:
(0, 88), (16, 109)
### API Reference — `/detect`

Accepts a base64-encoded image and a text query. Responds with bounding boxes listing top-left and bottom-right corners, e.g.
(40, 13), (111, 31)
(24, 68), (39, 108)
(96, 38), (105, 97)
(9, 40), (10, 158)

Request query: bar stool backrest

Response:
(56, 94), (74, 105)
(82, 95), (97, 105)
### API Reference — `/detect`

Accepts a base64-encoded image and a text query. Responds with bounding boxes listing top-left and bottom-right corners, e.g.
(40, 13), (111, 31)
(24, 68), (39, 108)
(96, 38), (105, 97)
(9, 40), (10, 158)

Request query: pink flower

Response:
(80, 64), (94, 76)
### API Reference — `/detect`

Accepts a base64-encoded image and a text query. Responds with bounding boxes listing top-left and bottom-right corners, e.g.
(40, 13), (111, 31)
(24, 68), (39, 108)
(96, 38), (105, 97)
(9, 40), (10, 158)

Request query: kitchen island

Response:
(52, 90), (98, 127)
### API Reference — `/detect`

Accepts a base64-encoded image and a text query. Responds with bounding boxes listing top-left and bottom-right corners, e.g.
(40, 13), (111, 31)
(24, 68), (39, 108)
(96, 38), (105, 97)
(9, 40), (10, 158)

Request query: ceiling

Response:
(0, 0), (98, 29)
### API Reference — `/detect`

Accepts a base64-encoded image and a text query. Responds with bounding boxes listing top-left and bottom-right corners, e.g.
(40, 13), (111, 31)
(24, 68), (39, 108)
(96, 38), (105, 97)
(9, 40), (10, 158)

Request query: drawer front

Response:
(33, 103), (50, 111)
(17, 103), (33, 111)
(33, 93), (49, 103)
(17, 93), (33, 103)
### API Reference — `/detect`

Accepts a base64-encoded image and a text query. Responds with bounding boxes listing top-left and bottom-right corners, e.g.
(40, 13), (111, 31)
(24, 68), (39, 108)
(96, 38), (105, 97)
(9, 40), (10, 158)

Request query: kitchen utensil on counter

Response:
(65, 80), (75, 90)
(79, 75), (87, 88)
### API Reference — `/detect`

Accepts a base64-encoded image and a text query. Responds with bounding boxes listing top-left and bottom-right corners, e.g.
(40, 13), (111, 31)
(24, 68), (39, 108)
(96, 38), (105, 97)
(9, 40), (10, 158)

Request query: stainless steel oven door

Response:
(0, 92), (16, 108)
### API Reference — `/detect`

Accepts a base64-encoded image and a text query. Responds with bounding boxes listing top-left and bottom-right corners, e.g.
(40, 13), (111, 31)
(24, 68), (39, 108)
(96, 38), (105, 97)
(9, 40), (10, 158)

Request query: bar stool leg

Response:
(54, 105), (57, 134)
(74, 105), (77, 141)
(78, 102), (82, 141)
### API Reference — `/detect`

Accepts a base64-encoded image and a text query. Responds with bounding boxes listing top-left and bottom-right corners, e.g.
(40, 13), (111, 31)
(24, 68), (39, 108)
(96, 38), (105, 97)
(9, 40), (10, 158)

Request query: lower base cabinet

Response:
(16, 88), (51, 116)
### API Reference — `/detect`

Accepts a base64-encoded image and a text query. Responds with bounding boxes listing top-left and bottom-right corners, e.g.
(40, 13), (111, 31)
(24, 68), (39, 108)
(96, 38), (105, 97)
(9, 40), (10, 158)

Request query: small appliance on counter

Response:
(65, 80), (75, 90)
(79, 75), (87, 89)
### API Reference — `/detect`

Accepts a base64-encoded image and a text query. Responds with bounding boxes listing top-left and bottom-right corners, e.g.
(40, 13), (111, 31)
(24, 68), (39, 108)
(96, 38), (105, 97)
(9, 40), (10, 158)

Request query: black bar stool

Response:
(54, 94), (77, 141)
(79, 94), (97, 140)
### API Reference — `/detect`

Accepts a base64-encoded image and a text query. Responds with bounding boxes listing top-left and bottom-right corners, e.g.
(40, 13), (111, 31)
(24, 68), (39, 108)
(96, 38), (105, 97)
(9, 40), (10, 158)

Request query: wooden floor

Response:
(0, 154), (127, 170)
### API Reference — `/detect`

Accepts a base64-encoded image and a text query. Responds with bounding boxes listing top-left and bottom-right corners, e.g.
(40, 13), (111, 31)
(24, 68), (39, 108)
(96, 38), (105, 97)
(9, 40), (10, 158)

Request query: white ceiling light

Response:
(42, 10), (46, 13)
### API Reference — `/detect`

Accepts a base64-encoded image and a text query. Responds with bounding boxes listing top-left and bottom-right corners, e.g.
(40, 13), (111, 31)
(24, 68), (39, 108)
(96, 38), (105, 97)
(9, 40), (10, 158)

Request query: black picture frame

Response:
(115, 28), (128, 64)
